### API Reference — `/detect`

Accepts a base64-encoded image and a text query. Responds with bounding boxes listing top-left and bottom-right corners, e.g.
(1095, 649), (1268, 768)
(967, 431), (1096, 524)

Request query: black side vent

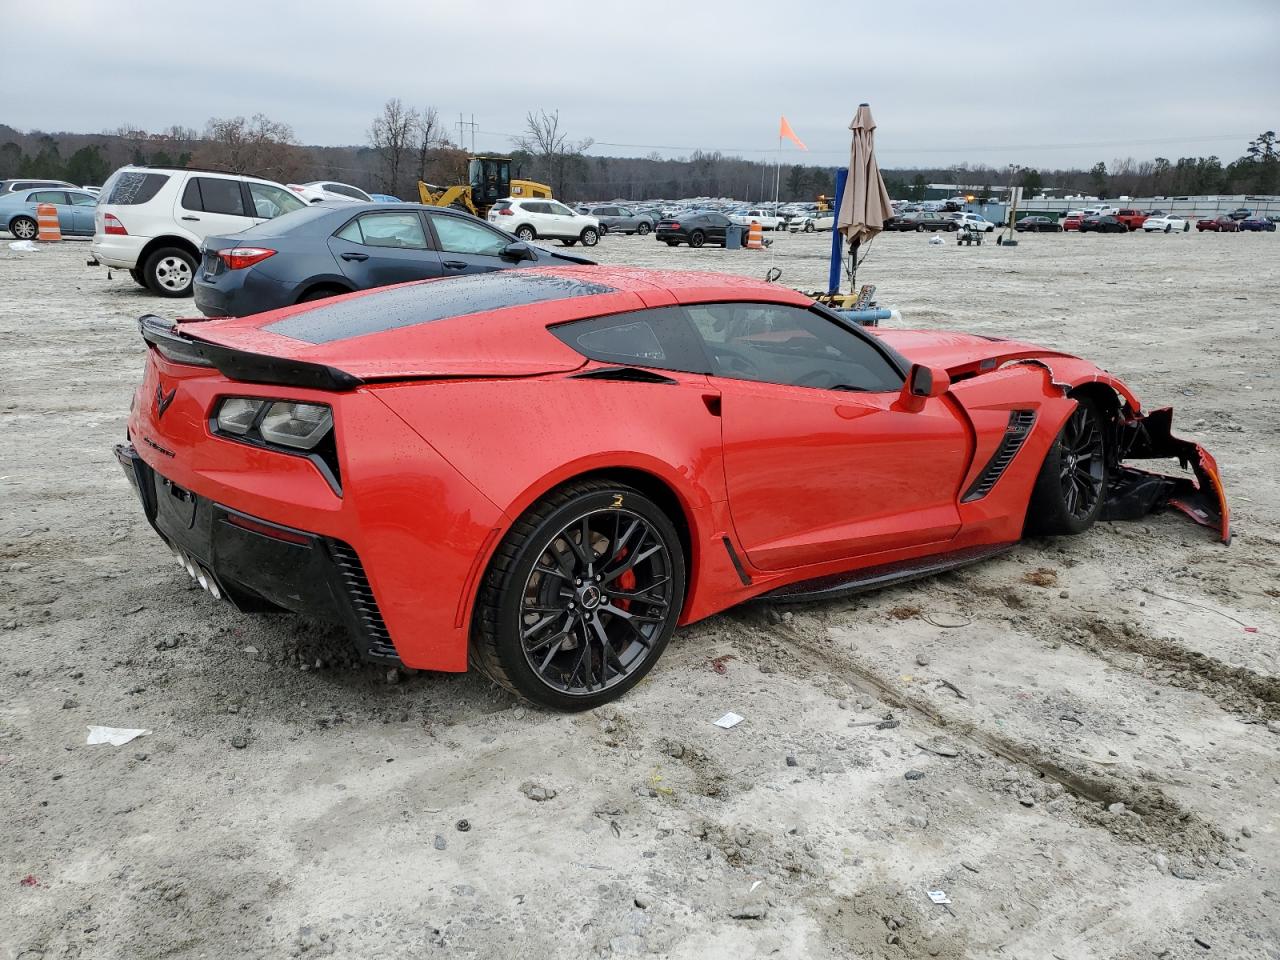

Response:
(962, 410), (1036, 502)
(570, 366), (678, 385)
(328, 540), (399, 661)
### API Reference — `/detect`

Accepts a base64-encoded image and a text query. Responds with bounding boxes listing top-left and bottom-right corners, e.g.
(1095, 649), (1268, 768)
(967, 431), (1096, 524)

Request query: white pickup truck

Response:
(729, 208), (783, 230)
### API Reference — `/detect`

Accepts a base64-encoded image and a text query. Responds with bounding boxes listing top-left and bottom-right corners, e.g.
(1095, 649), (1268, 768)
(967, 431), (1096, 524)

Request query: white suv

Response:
(488, 198), (600, 247)
(90, 166), (307, 297)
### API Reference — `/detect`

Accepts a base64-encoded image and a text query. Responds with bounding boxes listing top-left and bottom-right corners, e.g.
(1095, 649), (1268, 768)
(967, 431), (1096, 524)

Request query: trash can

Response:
(725, 224), (744, 250)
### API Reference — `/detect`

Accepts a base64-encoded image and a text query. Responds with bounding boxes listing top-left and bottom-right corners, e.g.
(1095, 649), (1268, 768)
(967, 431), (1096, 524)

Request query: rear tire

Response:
(689, 230), (706, 248)
(1025, 397), (1108, 537)
(128, 268), (148, 288)
(299, 286), (344, 304)
(471, 480), (686, 710)
(143, 246), (196, 298)
(10, 216), (38, 240)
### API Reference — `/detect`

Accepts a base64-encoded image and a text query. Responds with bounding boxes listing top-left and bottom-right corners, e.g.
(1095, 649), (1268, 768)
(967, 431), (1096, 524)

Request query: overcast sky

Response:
(4, 0), (1276, 169)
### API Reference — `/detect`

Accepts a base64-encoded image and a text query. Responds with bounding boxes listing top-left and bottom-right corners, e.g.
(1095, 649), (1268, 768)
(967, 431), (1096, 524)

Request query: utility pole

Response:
(457, 113), (478, 154)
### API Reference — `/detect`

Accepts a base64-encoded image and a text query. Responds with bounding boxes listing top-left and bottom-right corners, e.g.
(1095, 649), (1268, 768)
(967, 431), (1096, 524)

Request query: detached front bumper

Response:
(115, 443), (400, 662)
(1102, 408), (1231, 544)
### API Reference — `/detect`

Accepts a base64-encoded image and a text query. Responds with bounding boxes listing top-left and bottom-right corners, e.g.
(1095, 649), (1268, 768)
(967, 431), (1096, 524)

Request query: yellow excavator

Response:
(418, 156), (553, 219)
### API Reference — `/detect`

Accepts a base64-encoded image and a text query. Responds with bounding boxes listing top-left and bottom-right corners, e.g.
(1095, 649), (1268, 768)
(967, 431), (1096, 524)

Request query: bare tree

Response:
(191, 114), (306, 181)
(369, 98), (417, 196)
(514, 110), (594, 198)
(414, 106), (444, 187)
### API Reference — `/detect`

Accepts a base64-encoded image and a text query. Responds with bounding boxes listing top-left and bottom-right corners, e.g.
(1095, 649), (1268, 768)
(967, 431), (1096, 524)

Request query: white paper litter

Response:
(713, 712), (744, 729)
(8, 240), (39, 252)
(928, 236), (944, 245)
(86, 725), (151, 746)
(927, 890), (951, 904)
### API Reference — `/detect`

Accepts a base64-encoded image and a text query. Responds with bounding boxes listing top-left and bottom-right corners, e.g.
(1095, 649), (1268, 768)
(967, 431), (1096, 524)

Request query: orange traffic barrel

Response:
(36, 203), (61, 242)
(746, 220), (763, 249)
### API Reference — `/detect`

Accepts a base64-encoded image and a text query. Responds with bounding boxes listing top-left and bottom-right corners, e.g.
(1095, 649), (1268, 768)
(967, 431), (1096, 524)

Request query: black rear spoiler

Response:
(139, 315), (362, 392)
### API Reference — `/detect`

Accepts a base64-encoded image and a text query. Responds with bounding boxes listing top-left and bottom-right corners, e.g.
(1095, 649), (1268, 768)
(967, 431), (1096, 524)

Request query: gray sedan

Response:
(585, 205), (655, 235)
(193, 202), (594, 317)
(0, 188), (98, 239)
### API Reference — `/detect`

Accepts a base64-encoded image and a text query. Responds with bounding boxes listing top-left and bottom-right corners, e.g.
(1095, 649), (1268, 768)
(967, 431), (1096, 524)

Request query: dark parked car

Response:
(654, 211), (734, 247)
(897, 211), (958, 232)
(193, 202), (592, 317)
(1015, 216), (1062, 233)
(1196, 216), (1239, 233)
(1237, 215), (1276, 232)
(586, 205), (655, 235)
(1079, 215), (1128, 234)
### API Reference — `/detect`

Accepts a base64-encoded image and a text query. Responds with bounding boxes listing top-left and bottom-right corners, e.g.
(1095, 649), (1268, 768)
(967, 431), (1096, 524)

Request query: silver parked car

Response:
(0, 178), (77, 195)
(586, 205), (655, 235)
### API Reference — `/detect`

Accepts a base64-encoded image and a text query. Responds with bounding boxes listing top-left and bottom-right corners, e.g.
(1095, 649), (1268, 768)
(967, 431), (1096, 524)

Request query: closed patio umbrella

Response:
(837, 103), (893, 295)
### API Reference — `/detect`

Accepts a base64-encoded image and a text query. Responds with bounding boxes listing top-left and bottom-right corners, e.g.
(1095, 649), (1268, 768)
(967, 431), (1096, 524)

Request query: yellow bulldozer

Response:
(418, 155), (553, 219)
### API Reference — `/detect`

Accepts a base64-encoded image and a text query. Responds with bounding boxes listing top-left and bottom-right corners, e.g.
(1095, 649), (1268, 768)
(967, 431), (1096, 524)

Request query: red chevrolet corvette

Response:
(116, 267), (1228, 709)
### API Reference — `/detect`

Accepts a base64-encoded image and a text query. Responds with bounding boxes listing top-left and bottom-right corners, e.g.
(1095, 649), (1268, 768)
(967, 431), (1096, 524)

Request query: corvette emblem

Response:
(155, 383), (177, 418)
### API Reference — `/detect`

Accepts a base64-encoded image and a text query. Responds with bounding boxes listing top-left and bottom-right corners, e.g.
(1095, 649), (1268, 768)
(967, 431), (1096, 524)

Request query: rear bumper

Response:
(114, 442), (400, 662)
(91, 234), (147, 269)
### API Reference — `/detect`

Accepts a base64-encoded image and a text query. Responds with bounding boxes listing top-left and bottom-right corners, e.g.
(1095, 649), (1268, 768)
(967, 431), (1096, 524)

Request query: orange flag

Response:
(779, 116), (807, 150)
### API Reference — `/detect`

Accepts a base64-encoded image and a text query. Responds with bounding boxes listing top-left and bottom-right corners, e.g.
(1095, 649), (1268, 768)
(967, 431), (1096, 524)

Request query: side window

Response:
(336, 212), (428, 249)
(551, 307), (710, 374)
(684, 302), (903, 392)
(429, 215), (508, 257)
(71, 193), (97, 206)
(327, 183), (368, 200)
(247, 182), (304, 218)
(524, 202), (547, 215)
(30, 191), (69, 204)
(185, 177), (246, 216)
(549, 201), (576, 217)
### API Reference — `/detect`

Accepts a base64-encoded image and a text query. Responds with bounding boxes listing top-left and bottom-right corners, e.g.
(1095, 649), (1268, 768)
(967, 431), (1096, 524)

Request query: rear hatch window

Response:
(104, 171), (169, 205)
(491, 200), (513, 213)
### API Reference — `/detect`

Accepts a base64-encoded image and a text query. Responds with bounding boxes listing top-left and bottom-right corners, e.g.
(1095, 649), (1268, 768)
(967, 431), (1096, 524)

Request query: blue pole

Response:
(828, 167), (848, 294)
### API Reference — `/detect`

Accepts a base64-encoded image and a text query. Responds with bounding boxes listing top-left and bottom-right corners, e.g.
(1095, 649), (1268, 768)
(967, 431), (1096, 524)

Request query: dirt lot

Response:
(2, 227), (1278, 960)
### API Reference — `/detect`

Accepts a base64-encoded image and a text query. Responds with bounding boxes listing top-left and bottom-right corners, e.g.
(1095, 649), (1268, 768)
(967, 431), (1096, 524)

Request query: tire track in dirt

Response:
(727, 608), (1232, 861)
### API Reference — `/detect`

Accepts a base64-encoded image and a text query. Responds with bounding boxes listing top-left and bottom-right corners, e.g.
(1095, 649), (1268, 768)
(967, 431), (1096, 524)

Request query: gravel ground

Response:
(1, 227), (1278, 960)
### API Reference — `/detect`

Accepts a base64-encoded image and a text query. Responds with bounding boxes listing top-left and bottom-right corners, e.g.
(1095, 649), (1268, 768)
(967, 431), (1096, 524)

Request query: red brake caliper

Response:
(613, 547), (635, 611)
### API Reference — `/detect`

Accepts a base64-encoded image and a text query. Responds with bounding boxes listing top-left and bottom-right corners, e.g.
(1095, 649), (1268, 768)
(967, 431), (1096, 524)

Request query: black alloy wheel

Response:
(472, 482), (685, 710)
(1027, 397), (1108, 536)
(1057, 403), (1106, 521)
(689, 230), (706, 247)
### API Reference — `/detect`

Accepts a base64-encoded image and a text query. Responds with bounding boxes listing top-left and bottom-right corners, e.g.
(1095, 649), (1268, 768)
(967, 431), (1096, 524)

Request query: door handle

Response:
(442, 260), (467, 269)
(181, 215), (200, 221)
(340, 252), (369, 262)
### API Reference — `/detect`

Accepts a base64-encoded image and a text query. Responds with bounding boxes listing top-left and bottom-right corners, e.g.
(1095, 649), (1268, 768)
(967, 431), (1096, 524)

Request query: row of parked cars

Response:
(1053, 207), (1277, 233)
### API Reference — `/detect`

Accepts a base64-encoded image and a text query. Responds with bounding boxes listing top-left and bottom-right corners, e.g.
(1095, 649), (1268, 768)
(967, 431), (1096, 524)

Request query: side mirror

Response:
(896, 363), (950, 412)
(501, 241), (536, 262)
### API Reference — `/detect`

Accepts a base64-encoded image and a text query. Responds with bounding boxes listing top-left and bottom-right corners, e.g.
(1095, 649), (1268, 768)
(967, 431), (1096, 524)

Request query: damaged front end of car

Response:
(1102, 407), (1231, 544)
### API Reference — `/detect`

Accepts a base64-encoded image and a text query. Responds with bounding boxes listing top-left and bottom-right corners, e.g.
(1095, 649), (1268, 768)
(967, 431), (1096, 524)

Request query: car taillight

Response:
(668, 222), (680, 229)
(103, 214), (127, 235)
(217, 247), (277, 270)
(497, 208), (513, 215)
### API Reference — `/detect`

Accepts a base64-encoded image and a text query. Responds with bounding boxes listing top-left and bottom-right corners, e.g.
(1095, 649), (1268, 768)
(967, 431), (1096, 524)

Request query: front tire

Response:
(580, 227), (599, 247)
(143, 247), (196, 297)
(471, 481), (686, 710)
(1026, 397), (1108, 537)
(515, 225), (536, 242)
(637, 222), (651, 235)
